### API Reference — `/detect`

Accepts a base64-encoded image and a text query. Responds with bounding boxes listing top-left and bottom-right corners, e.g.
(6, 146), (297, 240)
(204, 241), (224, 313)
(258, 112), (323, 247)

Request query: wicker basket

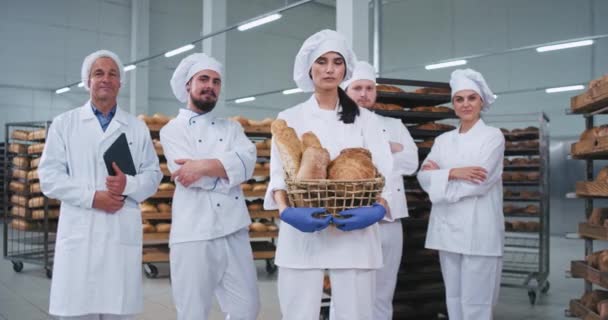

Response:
(285, 176), (385, 216)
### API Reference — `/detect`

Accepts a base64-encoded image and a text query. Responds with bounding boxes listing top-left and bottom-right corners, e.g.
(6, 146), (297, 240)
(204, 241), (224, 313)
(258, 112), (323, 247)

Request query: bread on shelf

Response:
(376, 84), (404, 93)
(249, 222), (267, 232)
(11, 130), (30, 141)
(28, 129), (47, 140)
(27, 143), (45, 154)
(12, 156), (29, 168)
(156, 223), (171, 233)
(8, 143), (27, 154)
(158, 183), (175, 191)
(414, 122), (456, 131)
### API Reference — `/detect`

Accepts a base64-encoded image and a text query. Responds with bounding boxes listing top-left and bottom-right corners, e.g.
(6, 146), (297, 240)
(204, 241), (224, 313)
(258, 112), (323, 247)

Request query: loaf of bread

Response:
(252, 183), (267, 192)
(241, 183), (253, 191)
(142, 224), (156, 233)
(580, 125), (608, 141)
(415, 122), (456, 131)
(137, 114), (152, 124)
(263, 162), (271, 169)
(524, 221), (540, 232)
(412, 106), (452, 113)
(9, 143), (27, 154)
(297, 147), (330, 180)
(505, 141), (518, 149)
(27, 143), (45, 154)
(9, 181), (26, 192)
(156, 223), (171, 233)
(255, 141), (267, 150)
(247, 202), (263, 211)
(597, 167), (608, 182)
(414, 87), (450, 95)
(140, 202), (158, 213)
(510, 220), (527, 231)
(600, 251), (608, 272)
(301, 132), (322, 149)
(30, 209), (59, 220)
(511, 172), (527, 181)
(28, 197), (59, 209)
(266, 224), (279, 231)
(527, 172), (540, 181)
(11, 130), (30, 141)
(27, 170), (38, 181)
(328, 148), (377, 180)
(10, 219), (31, 231)
(11, 195), (28, 207)
(29, 183), (41, 194)
(249, 222), (267, 232)
(157, 203), (171, 213)
(383, 104), (403, 111)
(28, 129), (47, 140)
(376, 84), (404, 93)
(520, 191), (539, 199)
(11, 206), (27, 217)
(503, 205), (515, 214)
(254, 163), (263, 170)
(151, 113), (170, 125)
(270, 119), (302, 179)
(30, 157), (41, 168)
(158, 183), (175, 191)
(524, 205), (539, 215)
(581, 290), (608, 313)
(229, 116), (250, 127)
(12, 169), (27, 179)
(12, 156), (29, 168)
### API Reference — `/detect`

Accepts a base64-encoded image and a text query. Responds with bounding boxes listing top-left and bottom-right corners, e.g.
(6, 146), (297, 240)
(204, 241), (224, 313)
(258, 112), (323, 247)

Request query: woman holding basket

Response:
(263, 29), (394, 320)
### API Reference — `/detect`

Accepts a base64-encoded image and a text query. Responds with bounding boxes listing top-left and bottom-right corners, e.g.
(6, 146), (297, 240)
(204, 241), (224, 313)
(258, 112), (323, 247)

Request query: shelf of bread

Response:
(10, 128), (47, 142)
(139, 113), (171, 132)
(504, 204), (541, 217)
(572, 258), (608, 288)
(143, 231), (170, 242)
(142, 246), (170, 263)
(571, 126), (608, 159)
(408, 123), (456, 139)
(151, 183), (175, 199)
(375, 83), (451, 108)
(578, 223), (608, 241)
(371, 106), (457, 122)
(501, 127), (540, 141)
(9, 218), (57, 232)
(251, 241), (276, 259)
(249, 230), (279, 239)
(10, 206), (60, 220)
(253, 166), (270, 177)
(569, 290), (608, 320)
(570, 74), (608, 115)
(505, 221), (541, 233)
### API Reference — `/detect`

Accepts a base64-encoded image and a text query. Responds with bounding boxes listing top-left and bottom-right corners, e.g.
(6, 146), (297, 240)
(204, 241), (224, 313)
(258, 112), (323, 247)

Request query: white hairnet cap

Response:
(81, 50), (124, 91)
(449, 68), (496, 111)
(341, 60), (376, 90)
(170, 52), (223, 103)
(293, 29), (357, 92)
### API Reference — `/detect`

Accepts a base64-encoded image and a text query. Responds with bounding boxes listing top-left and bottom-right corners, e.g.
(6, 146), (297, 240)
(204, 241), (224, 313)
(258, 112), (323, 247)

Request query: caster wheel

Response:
(46, 268), (52, 279)
(528, 290), (537, 305)
(541, 281), (550, 294)
(12, 261), (23, 273)
(144, 264), (158, 278)
(265, 259), (277, 274)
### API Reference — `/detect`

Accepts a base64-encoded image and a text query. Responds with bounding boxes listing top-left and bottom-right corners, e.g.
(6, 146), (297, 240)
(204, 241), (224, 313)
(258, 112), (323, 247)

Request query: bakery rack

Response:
(485, 112), (551, 305)
(566, 81), (608, 318)
(3, 121), (55, 278)
(375, 77), (455, 319)
(0, 142), (5, 219)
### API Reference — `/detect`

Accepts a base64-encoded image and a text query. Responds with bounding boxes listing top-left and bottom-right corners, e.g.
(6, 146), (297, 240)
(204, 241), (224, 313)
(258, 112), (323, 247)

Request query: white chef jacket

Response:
(263, 95), (394, 269)
(160, 108), (256, 245)
(39, 102), (162, 316)
(375, 115), (419, 221)
(417, 119), (505, 256)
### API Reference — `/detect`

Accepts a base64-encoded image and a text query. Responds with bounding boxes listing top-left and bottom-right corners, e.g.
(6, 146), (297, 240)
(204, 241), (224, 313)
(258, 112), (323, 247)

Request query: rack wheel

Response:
(528, 290), (536, 305)
(12, 261), (23, 273)
(46, 268), (52, 279)
(541, 281), (550, 294)
(144, 264), (158, 278)
(265, 259), (277, 274)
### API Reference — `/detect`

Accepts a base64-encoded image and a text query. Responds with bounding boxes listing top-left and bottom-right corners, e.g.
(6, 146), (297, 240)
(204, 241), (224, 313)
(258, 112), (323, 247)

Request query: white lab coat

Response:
(375, 115), (418, 221)
(38, 102), (162, 317)
(159, 109), (256, 245)
(417, 119), (505, 256)
(263, 95), (394, 269)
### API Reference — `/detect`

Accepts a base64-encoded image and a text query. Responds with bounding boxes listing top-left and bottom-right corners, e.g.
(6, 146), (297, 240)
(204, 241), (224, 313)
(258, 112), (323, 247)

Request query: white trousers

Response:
(58, 315), (133, 320)
(374, 220), (403, 320)
(278, 267), (375, 320)
(439, 251), (502, 320)
(170, 228), (260, 320)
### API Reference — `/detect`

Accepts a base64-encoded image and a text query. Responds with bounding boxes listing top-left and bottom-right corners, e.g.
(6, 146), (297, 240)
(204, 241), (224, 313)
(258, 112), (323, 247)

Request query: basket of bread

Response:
(576, 166), (608, 197)
(271, 120), (385, 216)
(571, 125), (608, 158)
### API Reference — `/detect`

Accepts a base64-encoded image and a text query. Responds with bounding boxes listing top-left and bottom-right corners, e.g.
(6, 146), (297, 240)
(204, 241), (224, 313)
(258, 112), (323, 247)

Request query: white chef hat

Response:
(341, 60), (376, 90)
(81, 50), (124, 91)
(170, 52), (223, 103)
(293, 29), (357, 92)
(449, 68), (496, 111)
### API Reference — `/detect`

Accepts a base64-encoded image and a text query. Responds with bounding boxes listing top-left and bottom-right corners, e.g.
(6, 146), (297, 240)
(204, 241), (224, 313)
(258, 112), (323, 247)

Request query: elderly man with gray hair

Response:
(38, 50), (162, 319)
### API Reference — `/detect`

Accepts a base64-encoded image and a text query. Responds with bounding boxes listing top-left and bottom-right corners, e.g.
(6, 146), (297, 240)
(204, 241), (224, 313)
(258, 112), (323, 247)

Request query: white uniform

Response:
(417, 119), (504, 320)
(374, 115), (418, 320)
(264, 96), (394, 320)
(160, 109), (259, 320)
(38, 102), (162, 317)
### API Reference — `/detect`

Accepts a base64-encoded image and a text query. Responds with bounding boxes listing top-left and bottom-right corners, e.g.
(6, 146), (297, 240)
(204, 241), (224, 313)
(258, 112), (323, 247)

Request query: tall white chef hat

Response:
(81, 50), (124, 91)
(341, 60), (376, 90)
(170, 52), (223, 103)
(293, 29), (357, 92)
(449, 68), (496, 111)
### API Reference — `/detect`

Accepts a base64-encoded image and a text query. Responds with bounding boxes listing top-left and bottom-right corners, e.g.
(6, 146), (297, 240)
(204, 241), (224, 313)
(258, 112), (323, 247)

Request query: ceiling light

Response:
(536, 40), (594, 53)
(235, 97), (256, 103)
(238, 13), (282, 31)
(545, 85), (585, 93)
(425, 60), (467, 70)
(282, 88), (303, 95)
(164, 44), (195, 58)
(55, 87), (70, 94)
(124, 64), (136, 72)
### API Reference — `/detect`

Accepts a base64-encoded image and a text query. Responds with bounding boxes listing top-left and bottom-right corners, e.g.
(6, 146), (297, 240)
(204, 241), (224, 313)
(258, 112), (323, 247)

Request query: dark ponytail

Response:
(337, 86), (359, 124)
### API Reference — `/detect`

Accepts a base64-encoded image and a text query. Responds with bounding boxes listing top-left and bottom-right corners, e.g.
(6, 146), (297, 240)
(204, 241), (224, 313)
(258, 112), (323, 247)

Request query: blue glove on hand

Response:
(333, 203), (386, 232)
(280, 207), (332, 233)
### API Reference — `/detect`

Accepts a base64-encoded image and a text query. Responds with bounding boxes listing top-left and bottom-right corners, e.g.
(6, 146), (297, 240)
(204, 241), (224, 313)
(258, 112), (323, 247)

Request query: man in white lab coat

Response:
(38, 50), (162, 320)
(341, 61), (419, 320)
(160, 53), (260, 320)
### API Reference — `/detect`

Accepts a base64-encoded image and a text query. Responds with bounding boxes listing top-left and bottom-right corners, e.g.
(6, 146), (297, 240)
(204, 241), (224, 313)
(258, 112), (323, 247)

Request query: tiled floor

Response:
(0, 231), (594, 319)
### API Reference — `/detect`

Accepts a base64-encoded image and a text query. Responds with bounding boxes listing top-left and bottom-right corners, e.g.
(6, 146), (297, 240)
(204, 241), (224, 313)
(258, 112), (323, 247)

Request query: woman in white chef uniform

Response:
(38, 50), (162, 319)
(417, 69), (505, 320)
(263, 29), (394, 320)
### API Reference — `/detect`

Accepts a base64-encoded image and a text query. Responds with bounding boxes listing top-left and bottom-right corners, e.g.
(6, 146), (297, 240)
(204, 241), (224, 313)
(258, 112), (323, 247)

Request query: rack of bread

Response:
(487, 113), (550, 304)
(567, 75), (608, 318)
(372, 78), (457, 319)
(4, 122), (56, 278)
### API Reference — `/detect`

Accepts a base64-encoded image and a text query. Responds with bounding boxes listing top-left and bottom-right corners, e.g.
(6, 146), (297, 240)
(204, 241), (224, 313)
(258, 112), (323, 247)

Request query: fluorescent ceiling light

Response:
(235, 96), (256, 103)
(55, 87), (70, 94)
(238, 13), (282, 31)
(536, 40), (594, 53)
(545, 85), (585, 93)
(282, 88), (303, 95)
(164, 44), (195, 58)
(77, 82), (84, 88)
(124, 64), (136, 72)
(425, 60), (467, 70)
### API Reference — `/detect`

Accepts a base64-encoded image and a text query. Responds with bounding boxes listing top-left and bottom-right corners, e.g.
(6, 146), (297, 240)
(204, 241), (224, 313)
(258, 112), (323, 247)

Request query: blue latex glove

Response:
(280, 207), (332, 233)
(333, 203), (386, 232)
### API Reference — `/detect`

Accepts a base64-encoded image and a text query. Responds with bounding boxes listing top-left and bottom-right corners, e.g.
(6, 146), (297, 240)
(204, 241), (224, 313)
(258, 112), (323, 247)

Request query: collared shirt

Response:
(91, 103), (117, 132)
